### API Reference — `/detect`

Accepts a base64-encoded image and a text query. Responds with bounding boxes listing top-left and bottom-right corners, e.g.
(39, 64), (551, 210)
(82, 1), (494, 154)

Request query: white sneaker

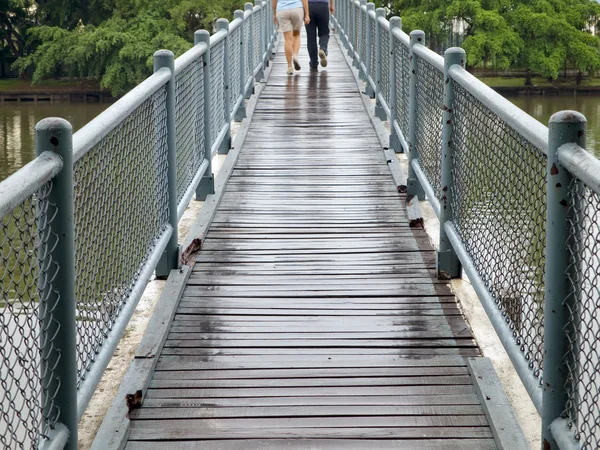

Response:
(319, 49), (328, 67)
(287, 66), (294, 75)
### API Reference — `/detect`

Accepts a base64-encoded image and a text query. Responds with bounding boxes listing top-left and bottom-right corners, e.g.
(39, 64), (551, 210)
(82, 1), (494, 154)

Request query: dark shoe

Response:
(293, 56), (301, 71)
(310, 66), (319, 72)
(319, 49), (328, 67)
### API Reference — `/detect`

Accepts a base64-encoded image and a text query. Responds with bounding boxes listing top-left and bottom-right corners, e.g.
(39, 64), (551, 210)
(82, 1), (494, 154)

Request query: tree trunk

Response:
(525, 69), (533, 86)
(563, 60), (567, 80)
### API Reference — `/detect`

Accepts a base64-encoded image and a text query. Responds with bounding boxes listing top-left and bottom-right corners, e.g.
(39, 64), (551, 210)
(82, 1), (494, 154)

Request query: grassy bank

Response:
(479, 76), (600, 88)
(0, 79), (106, 92)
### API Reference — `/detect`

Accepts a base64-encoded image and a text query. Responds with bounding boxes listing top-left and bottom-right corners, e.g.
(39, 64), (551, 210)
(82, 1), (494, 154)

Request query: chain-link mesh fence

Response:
(228, 24), (242, 117)
(564, 179), (600, 450)
(245, 15), (253, 82)
(353, 4), (359, 54)
(415, 55), (444, 198)
(368, 14), (376, 86)
(0, 182), (60, 449)
(252, 11), (261, 74)
(394, 37), (410, 142)
(451, 81), (547, 381)
(360, 8), (367, 63)
(209, 41), (226, 149)
(175, 59), (205, 207)
(379, 24), (391, 107)
(73, 87), (170, 386)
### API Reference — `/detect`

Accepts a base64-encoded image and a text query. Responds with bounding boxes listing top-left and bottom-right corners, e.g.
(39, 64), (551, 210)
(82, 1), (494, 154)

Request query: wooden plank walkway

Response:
(125, 35), (497, 449)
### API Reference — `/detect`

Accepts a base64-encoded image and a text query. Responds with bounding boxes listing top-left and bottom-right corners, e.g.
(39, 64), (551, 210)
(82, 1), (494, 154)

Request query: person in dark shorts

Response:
(306, 0), (334, 70)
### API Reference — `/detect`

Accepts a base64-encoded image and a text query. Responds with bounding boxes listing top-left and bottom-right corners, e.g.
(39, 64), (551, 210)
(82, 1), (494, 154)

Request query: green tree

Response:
(508, 1), (600, 84)
(0, 0), (35, 77)
(14, 0), (247, 95)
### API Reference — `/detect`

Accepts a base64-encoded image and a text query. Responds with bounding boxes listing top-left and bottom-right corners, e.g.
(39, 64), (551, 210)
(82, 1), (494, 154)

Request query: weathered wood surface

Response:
(125, 35), (494, 449)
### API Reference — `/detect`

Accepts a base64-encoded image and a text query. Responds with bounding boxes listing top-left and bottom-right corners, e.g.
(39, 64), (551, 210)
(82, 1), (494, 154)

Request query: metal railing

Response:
(333, 1), (600, 449)
(0, 1), (276, 448)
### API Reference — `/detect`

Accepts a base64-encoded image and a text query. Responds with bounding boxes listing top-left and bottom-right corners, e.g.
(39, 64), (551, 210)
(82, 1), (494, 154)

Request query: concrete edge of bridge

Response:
(89, 36), (280, 450)
(89, 266), (191, 450)
(468, 357), (530, 450)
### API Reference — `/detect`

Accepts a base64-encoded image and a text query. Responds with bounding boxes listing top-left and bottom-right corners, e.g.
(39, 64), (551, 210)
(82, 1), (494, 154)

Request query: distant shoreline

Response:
(491, 86), (600, 96)
(0, 91), (116, 103)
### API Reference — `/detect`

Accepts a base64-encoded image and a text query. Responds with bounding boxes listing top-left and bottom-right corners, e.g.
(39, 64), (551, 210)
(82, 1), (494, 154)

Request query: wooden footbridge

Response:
(95, 35), (523, 450)
(4, 1), (600, 449)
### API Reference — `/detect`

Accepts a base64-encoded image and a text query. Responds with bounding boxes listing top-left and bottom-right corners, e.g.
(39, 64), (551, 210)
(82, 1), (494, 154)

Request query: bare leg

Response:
(283, 30), (293, 67)
(293, 30), (301, 57)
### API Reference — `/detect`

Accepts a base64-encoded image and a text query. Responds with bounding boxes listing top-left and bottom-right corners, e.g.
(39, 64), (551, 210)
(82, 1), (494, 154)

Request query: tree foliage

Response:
(379, 0), (600, 82)
(8, 0), (246, 95)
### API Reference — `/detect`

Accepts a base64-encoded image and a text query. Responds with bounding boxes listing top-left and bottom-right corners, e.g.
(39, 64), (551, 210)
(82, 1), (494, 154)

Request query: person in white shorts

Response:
(273, 0), (310, 75)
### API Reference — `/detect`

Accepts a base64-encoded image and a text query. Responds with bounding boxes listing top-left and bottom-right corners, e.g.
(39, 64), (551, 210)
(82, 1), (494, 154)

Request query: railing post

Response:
(195, 30), (215, 200)
(388, 16), (401, 153)
(216, 19), (232, 155)
(407, 30), (425, 199)
(35, 118), (78, 450)
(234, 10), (247, 121)
(374, 8), (386, 120)
(357, 0), (366, 72)
(542, 110), (587, 449)
(352, 1), (361, 67)
(349, 0), (357, 61)
(437, 47), (465, 280)
(244, 3), (255, 99)
(255, 0), (265, 81)
(153, 50), (179, 276)
(364, 3), (375, 96)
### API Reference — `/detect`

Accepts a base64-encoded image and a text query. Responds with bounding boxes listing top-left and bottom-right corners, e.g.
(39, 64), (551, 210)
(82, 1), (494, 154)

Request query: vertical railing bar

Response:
(373, 8), (385, 120)
(364, 3), (374, 93)
(407, 30), (425, 199)
(216, 19), (232, 155)
(234, 10), (247, 121)
(36, 117), (78, 450)
(195, 30), (215, 200)
(154, 51), (180, 277)
(244, 3), (255, 99)
(543, 110), (587, 450)
(437, 47), (465, 280)
(389, 16), (401, 153)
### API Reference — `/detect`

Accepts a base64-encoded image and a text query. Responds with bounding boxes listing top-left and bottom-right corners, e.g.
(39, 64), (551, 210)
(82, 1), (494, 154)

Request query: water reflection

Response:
(507, 94), (599, 155)
(0, 103), (108, 181)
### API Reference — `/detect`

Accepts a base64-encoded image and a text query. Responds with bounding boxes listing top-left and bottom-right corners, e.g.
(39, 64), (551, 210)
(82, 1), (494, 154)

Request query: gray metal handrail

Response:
(332, 1), (600, 448)
(0, 1), (276, 448)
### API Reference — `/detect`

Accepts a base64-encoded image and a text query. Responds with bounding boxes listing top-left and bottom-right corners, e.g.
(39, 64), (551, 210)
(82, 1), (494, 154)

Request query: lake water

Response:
(1, 95), (598, 182)
(0, 103), (108, 181)
(507, 94), (600, 155)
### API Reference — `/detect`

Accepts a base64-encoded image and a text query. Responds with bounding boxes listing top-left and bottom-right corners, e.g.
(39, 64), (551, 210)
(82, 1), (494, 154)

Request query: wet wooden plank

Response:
(128, 425), (493, 441)
(126, 439), (498, 450)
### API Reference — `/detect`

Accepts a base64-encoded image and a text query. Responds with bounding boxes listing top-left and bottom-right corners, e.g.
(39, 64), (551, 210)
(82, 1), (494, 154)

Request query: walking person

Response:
(273, 0), (310, 75)
(306, 0), (334, 70)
